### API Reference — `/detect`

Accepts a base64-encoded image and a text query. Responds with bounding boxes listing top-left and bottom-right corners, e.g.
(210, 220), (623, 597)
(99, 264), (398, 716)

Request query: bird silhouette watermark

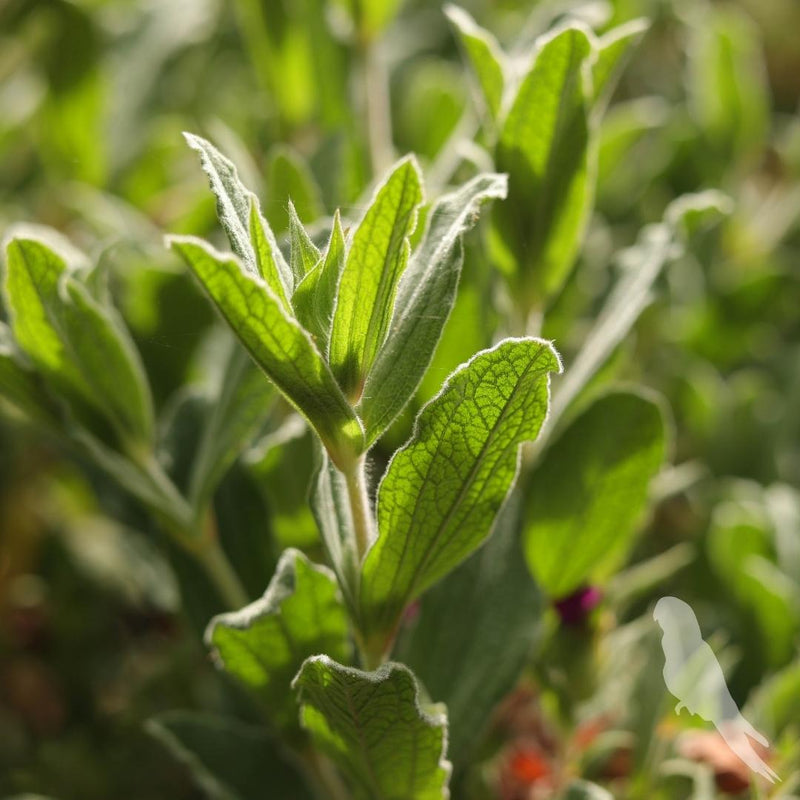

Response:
(653, 596), (779, 784)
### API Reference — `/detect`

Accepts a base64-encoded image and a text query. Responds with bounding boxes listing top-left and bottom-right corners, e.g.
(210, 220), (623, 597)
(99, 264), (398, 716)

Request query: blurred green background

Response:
(1, 0), (799, 797)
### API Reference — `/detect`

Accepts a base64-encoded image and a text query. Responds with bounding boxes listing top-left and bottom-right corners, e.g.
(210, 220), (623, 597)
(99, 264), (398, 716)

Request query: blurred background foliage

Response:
(0, 0), (798, 797)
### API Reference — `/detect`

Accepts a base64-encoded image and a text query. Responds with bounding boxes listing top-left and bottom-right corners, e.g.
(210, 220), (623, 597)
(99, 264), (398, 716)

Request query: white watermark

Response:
(654, 596), (779, 784)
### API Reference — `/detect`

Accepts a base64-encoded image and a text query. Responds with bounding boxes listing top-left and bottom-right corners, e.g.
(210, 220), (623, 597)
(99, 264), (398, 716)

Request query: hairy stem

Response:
(344, 454), (374, 561)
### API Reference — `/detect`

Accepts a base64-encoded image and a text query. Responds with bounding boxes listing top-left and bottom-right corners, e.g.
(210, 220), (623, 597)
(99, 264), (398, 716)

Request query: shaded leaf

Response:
(288, 200), (321, 285)
(293, 656), (451, 800)
(396, 495), (544, 768)
(205, 549), (351, 733)
(591, 19), (649, 113)
(147, 711), (312, 800)
(265, 145), (324, 231)
(523, 390), (665, 597)
(360, 338), (561, 644)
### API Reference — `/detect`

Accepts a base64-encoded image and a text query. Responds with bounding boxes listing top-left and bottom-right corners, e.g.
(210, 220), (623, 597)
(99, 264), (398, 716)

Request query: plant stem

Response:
(344, 454), (374, 561)
(195, 535), (249, 610)
(358, 35), (393, 176)
(301, 747), (350, 800)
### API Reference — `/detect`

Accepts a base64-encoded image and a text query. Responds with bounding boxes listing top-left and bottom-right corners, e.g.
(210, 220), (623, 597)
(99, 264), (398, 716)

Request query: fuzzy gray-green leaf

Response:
(206, 549), (351, 733)
(185, 132), (293, 295)
(359, 172), (508, 445)
(292, 210), (346, 350)
(293, 656), (451, 800)
(359, 338), (561, 642)
(4, 237), (153, 444)
(169, 235), (363, 466)
(329, 156), (423, 399)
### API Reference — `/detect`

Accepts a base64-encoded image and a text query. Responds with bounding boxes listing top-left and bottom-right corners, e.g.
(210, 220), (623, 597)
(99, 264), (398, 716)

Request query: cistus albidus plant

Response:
(6, 2), (790, 798)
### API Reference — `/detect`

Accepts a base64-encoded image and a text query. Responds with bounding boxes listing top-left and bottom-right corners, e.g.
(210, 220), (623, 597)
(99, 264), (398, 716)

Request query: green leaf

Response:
(292, 210), (346, 350)
(329, 156), (423, 399)
(147, 711), (312, 800)
(523, 390), (665, 598)
(169, 236), (363, 467)
(205, 549), (351, 734)
(265, 145), (324, 232)
(184, 132), (293, 294)
(396, 496), (544, 768)
(0, 326), (60, 428)
(288, 200), (321, 285)
(546, 191), (731, 430)
(686, 4), (769, 158)
(359, 173), (508, 445)
(359, 338), (561, 644)
(249, 197), (291, 312)
(445, 5), (505, 122)
(188, 344), (273, 512)
(293, 656), (451, 800)
(591, 19), (649, 113)
(493, 24), (594, 304)
(4, 237), (153, 444)
(310, 448), (360, 614)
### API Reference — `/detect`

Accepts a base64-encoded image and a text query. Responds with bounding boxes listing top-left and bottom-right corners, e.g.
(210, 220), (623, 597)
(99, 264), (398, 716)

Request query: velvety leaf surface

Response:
(185, 132), (293, 295)
(445, 5), (505, 121)
(329, 156), (423, 399)
(359, 173), (508, 445)
(205, 549), (351, 732)
(147, 711), (311, 800)
(292, 210), (346, 350)
(4, 237), (153, 444)
(396, 495), (544, 768)
(493, 24), (594, 303)
(360, 338), (561, 642)
(293, 656), (451, 800)
(288, 200), (321, 285)
(169, 235), (363, 466)
(523, 390), (666, 597)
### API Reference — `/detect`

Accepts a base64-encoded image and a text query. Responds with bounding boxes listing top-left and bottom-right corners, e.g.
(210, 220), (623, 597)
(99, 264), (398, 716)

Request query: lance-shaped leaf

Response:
(185, 132), (293, 295)
(293, 656), (451, 800)
(329, 156), (423, 399)
(523, 390), (666, 598)
(292, 210), (346, 349)
(359, 338), (561, 643)
(288, 200), (321, 285)
(445, 5), (505, 122)
(205, 549), (351, 733)
(591, 19), (649, 114)
(493, 24), (594, 304)
(359, 173), (508, 445)
(147, 711), (312, 800)
(169, 236), (364, 466)
(4, 237), (153, 444)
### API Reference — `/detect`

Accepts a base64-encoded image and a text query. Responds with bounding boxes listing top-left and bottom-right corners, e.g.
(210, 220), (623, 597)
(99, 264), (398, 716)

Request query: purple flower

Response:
(553, 585), (602, 626)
